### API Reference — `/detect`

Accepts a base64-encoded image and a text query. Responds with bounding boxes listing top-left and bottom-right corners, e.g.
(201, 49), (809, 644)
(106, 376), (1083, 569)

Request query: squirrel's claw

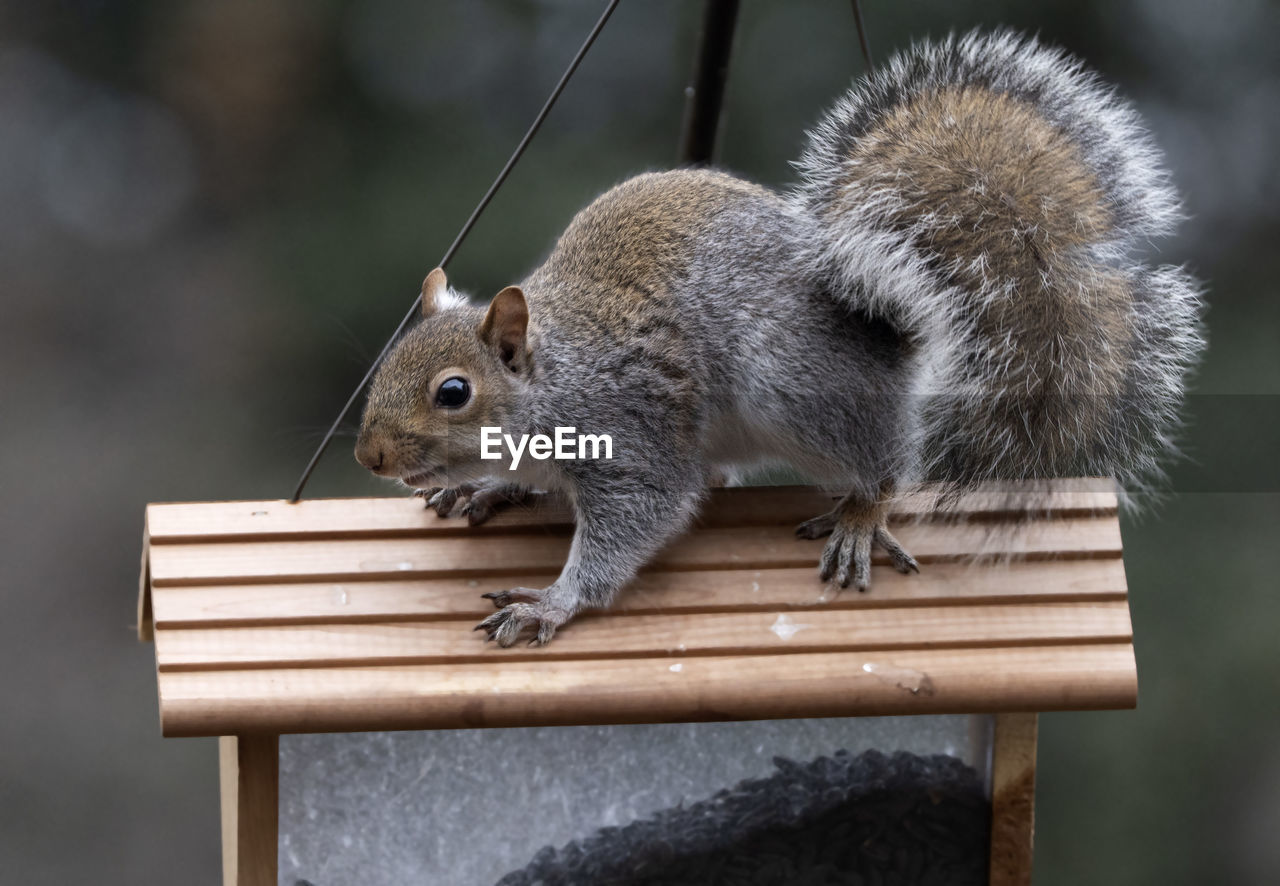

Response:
(481, 588), (543, 609)
(475, 598), (568, 647)
(795, 512), (837, 540)
(817, 522), (871, 590)
(424, 482), (531, 524)
(460, 482), (532, 527)
(426, 486), (465, 517)
(875, 526), (919, 574)
(810, 509), (919, 591)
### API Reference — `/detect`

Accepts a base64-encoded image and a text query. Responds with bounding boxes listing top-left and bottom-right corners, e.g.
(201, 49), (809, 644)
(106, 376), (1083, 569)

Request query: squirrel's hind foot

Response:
(799, 495), (919, 590)
(817, 520), (919, 590)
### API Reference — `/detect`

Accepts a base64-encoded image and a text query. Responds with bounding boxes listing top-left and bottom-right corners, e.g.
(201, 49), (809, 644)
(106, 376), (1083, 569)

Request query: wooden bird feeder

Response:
(137, 480), (1136, 886)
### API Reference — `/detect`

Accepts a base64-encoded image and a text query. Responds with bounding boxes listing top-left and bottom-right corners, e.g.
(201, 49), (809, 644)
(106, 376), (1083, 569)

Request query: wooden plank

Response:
(145, 481), (1117, 543)
(151, 493), (579, 543)
(989, 713), (1038, 886)
(142, 483), (1134, 738)
(218, 738), (236, 886)
(158, 644), (1138, 736)
(219, 734), (278, 886)
(137, 513), (153, 643)
(151, 557), (1128, 627)
(149, 518), (1122, 586)
(156, 601), (1132, 671)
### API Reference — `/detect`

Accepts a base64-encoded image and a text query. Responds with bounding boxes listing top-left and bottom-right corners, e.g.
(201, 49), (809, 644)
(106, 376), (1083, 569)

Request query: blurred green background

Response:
(0, 0), (1276, 883)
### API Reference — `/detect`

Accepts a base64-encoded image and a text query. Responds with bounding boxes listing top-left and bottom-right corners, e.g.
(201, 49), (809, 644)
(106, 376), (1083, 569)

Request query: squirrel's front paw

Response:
(475, 592), (570, 647)
(802, 510), (919, 591)
(420, 482), (530, 525)
(420, 485), (464, 517)
(460, 482), (531, 526)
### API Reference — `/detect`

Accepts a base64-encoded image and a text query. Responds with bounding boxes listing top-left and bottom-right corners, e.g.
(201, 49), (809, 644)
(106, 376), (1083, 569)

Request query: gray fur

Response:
(791, 29), (1204, 488)
(361, 31), (1204, 645)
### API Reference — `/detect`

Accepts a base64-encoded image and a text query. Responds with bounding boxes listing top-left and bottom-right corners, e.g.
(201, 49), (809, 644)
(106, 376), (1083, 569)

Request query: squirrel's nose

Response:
(354, 440), (385, 473)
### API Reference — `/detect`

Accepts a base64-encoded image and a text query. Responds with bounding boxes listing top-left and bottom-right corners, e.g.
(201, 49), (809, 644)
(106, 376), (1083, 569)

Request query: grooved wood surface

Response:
(138, 482), (1137, 736)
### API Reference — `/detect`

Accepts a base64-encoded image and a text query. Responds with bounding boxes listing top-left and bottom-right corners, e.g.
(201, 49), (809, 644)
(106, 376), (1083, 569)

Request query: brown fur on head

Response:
(354, 269), (531, 489)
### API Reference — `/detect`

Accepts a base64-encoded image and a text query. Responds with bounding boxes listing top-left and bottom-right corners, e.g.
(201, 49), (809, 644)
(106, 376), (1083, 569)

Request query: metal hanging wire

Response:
(288, 0), (621, 502)
(290, 0), (875, 502)
(851, 0), (874, 72)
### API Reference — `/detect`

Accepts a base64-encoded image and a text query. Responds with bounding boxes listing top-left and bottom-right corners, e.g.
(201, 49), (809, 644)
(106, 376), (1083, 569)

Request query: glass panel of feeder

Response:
(280, 714), (993, 886)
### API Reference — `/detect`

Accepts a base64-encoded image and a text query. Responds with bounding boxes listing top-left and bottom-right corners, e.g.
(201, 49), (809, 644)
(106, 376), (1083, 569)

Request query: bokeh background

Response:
(1, 0), (1277, 883)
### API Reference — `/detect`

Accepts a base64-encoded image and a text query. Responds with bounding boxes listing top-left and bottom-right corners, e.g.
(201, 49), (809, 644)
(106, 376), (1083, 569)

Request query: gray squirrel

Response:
(354, 31), (1204, 646)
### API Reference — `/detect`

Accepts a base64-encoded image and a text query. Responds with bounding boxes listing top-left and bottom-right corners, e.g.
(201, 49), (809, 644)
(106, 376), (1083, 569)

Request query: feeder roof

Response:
(137, 481), (1135, 737)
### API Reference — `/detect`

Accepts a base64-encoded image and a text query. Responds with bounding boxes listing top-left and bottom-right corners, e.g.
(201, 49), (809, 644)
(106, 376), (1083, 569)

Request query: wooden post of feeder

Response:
(219, 734), (279, 886)
(989, 712), (1039, 885)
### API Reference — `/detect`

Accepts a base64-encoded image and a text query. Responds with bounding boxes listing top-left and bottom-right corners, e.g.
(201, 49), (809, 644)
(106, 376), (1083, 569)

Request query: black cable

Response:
(679, 0), (740, 166)
(288, 0), (622, 503)
(850, 0), (874, 72)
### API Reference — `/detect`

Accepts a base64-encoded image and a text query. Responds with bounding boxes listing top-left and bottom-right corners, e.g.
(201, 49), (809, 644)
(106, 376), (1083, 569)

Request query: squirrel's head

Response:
(355, 268), (532, 489)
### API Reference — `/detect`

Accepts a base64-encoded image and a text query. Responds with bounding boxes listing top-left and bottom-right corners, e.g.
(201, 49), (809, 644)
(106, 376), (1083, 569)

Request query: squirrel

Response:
(354, 31), (1204, 647)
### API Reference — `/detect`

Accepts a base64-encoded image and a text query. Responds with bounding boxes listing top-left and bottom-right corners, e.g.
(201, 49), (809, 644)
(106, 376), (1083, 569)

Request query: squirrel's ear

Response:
(480, 285), (530, 372)
(420, 268), (448, 318)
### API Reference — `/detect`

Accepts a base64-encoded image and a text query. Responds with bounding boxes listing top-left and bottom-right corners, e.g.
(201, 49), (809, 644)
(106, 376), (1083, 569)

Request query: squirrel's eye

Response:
(434, 376), (471, 409)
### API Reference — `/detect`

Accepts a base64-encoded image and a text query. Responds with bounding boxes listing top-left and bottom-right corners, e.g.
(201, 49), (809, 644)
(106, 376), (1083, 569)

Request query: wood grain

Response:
(145, 481), (1117, 543)
(159, 644), (1136, 736)
(989, 713), (1039, 886)
(218, 734), (278, 886)
(151, 558), (1128, 627)
(139, 483), (1137, 737)
(156, 601), (1132, 671)
(148, 518), (1121, 586)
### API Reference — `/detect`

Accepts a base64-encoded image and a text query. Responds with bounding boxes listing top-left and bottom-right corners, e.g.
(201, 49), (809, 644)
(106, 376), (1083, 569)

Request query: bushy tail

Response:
(792, 30), (1204, 489)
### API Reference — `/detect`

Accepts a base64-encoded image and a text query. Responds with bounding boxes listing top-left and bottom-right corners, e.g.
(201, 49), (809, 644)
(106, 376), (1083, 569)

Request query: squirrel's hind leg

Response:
(796, 486), (919, 590)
